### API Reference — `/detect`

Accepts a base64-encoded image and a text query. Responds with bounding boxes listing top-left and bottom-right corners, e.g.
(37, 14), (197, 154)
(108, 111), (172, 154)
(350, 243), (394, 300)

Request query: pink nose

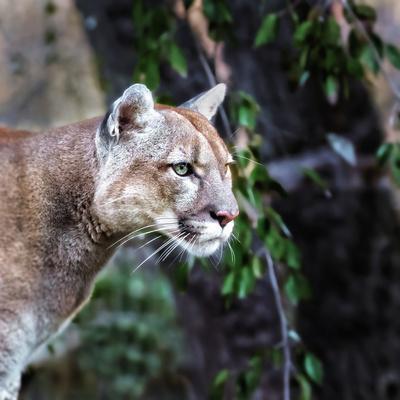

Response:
(214, 210), (239, 228)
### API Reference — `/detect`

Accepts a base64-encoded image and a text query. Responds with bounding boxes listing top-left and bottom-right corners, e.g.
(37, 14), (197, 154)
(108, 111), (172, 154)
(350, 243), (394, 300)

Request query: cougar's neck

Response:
(26, 117), (116, 272)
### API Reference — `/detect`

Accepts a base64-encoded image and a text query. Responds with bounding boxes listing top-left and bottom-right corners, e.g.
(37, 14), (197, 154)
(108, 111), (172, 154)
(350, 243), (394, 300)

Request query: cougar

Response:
(0, 83), (238, 399)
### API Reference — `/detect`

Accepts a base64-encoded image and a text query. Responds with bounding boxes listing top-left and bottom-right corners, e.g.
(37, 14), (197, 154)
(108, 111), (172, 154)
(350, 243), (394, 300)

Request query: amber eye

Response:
(172, 162), (193, 177)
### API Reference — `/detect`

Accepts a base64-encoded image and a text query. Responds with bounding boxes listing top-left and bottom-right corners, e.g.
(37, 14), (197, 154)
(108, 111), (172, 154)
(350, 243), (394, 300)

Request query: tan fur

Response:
(0, 84), (237, 399)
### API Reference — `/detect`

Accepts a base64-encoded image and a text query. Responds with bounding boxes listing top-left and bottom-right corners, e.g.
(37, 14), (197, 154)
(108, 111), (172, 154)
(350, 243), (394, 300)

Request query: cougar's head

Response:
(94, 83), (238, 257)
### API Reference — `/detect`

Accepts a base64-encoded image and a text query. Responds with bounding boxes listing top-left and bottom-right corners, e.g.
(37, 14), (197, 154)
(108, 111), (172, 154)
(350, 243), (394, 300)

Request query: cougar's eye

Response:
(172, 162), (193, 177)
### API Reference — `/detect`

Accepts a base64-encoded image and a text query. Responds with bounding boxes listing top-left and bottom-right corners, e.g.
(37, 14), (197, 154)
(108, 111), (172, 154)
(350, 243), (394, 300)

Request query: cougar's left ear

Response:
(107, 84), (156, 136)
(180, 83), (226, 120)
(97, 84), (157, 158)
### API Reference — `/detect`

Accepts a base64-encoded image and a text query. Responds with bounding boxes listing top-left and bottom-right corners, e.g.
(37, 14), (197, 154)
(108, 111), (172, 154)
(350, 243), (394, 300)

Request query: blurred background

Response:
(2, 0), (400, 399)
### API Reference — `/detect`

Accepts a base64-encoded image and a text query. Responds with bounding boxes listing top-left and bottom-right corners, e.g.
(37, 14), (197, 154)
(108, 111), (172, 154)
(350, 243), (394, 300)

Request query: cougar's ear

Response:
(98, 84), (154, 139)
(180, 83), (226, 120)
(108, 84), (156, 135)
(97, 84), (157, 159)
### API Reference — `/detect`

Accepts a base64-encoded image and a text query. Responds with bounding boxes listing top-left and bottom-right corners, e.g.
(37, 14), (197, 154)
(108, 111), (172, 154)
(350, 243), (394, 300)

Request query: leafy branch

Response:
(129, 0), (398, 398)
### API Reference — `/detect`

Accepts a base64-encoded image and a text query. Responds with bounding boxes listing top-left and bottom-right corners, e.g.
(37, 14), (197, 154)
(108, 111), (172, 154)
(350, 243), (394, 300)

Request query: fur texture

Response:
(0, 84), (238, 399)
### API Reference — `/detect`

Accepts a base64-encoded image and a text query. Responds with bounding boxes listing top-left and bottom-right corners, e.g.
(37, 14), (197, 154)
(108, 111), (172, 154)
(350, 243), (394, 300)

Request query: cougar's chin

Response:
(187, 238), (222, 257)
(176, 220), (234, 257)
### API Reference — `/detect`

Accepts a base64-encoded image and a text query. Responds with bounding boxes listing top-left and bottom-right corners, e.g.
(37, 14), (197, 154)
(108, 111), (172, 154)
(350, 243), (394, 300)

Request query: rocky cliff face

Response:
(0, 0), (105, 129)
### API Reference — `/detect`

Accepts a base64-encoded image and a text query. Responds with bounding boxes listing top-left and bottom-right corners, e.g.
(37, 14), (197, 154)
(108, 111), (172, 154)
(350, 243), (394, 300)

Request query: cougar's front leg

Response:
(0, 378), (20, 400)
(0, 310), (36, 400)
(0, 341), (22, 400)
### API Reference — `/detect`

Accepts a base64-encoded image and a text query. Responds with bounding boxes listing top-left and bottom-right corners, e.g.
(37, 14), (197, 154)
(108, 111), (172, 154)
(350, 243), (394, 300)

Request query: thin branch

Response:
(196, 39), (217, 86)
(195, 39), (234, 139)
(264, 250), (291, 400)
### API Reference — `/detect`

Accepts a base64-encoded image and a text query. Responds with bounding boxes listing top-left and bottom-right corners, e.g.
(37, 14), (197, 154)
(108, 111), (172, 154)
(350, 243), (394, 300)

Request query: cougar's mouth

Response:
(178, 218), (233, 257)
(155, 211), (234, 258)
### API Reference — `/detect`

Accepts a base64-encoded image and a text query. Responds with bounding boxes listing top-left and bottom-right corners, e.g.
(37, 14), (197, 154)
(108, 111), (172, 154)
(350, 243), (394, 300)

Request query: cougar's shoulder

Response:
(0, 126), (38, 144)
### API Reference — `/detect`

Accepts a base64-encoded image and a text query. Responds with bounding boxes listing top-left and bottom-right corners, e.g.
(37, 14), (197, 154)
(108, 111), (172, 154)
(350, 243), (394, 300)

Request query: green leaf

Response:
(304, 353), (324, 385)
(145, 62), (160, 90)
(323, 17), (340, 45)
(213, 369), (230, 387)
(222, 272), (235, 295)
(386, 44), (400, 70)
(230, 91), (260, 129)
(266, 178), (287, 197)
(251, 257), (264, 278)
(327, 133), (357, 166)
(244, 356), (263, 390)
(266, 207), (291, 237)
(376, 143), (393, 165)
(302, 168), (328, 191)
(347, 57), (364, 78)
(359, 45), (379, 74)
(236, 355), (263, 398)
(390, 152), (400, 185)
(210, 369), (230, 400)
(168, 43), (188, 77)
(246, 186), (263, 214)
(266, 227), (285, 260)
(238, 268), (255, 299)
(284, 273), (311, 305)
(371, 33), (384, 58)
(254, 14), (279, 47)
(299, 45), (309, 67)
(239, 106), (254, 128)
(235, 150), (251, 169)
(296, 374), (313, 400)
(249, 164), (270, 187)
(286, 241), (301, 270)
(294, 20), (314, 44)
(324, 76), (338, 104)
(353, 4), (377, 22)
(134, 59), (160, 91)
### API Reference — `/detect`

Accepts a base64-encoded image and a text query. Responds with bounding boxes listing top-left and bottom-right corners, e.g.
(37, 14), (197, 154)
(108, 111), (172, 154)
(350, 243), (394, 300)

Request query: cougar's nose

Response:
(210, 210), (239, 228)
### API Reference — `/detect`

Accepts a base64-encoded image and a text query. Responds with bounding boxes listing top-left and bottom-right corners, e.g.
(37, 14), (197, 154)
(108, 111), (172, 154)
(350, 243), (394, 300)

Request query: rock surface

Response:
(0, 0), (105, 130)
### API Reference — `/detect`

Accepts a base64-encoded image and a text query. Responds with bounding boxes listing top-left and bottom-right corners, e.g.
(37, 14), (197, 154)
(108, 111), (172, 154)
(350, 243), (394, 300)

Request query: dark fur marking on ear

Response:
(98, 109), (113, 149)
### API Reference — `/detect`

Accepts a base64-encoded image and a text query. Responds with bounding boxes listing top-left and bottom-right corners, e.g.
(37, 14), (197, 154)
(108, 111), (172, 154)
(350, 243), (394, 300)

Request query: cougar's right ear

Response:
(97, 84), (156, 156)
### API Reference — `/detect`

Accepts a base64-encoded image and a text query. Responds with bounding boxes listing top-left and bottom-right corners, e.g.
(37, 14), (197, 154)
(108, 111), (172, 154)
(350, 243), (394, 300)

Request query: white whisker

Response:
(231, 232), (240, 243)
(227, 240), (235, 265)
(102, 194), (135, 206)
(108, 222), (176, 249)
(116, 226), (179, 250)
(182, 234), (196, 263)
(209, 254), (218, 270)
(234, 154), (265, 167)
(179, 234), (197, 262)
(167, 234), (194, 268)
(216, 244), (224, 268)
(136, 235), (163, 250)
(131, 233), (184, 274)
(159, 233), (190, 262)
